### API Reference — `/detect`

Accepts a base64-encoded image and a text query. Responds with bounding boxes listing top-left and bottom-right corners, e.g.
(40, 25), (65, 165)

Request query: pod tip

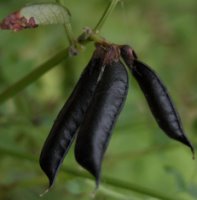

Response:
(95, 177), (100, 190)
(39, 188), (49, 197)
(191, 146), (195, 160)
(39, 178), (54, 197)
(90, 178), (100, 199)
(186, 140), (195, 160)
(91, 187), (98, 199)
(180, 134), (195, 159)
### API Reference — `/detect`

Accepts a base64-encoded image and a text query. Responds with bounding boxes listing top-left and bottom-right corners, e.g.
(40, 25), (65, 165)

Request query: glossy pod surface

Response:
(132, 60), (194, 155)
(39, 49), (105, 188)
(74, 61), (128, 187)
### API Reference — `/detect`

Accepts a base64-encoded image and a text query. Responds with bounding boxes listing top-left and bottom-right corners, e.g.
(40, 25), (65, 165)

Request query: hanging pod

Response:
(132, 60), (194, 156)
(120, 45), (194, 156)
(74, 60), (128, 187)
(39, 47), (106, 189)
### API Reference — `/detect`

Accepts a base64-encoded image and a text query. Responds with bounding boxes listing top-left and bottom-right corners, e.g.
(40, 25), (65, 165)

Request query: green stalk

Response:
(94, 0), (120, 32)
(55, 0), (76, 45)
(0, 145), (176, 200)
(0, 48), (69, 104)
(64, 23), (76, 45)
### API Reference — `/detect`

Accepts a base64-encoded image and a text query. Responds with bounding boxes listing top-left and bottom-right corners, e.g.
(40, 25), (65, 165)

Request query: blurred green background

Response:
(0, 0), (197, 199)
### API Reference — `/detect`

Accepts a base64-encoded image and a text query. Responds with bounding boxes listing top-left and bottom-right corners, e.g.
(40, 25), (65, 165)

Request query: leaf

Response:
(0, 3), (71, 31)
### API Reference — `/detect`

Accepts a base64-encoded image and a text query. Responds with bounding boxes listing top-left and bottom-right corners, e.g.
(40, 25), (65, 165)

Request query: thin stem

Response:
(0, 48), (69, 104)
(0, 145), (176, 200)
(64, 23), (76, 45)
(89, 32), (108, 43)
(94, 0), (120, 32)
(55, 0), (76, 45)
(77, 27), (107, 44)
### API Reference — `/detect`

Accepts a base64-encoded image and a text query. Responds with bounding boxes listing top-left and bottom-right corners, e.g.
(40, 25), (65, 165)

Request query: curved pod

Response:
(74, 61), (129, 187)
(132, 60), (194, 156)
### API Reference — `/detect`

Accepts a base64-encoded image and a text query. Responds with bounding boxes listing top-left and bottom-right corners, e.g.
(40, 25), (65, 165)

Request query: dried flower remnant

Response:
(0, 11), (37, 32)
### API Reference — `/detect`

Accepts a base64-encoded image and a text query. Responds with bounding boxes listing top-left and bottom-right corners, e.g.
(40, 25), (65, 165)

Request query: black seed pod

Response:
(74, 60), (128, 187)
(132, 60), (194, 156)
(39, 48), (105, 189)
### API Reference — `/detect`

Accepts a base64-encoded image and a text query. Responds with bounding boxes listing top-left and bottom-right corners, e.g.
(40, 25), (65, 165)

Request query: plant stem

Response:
(94, 0), (120, 32)
(64, 23), (76, 45)
(77, 27), (107, 44)
(0, 145), (176, 200)
(0, 48), (69, 104)
(55, 0), (76, 45)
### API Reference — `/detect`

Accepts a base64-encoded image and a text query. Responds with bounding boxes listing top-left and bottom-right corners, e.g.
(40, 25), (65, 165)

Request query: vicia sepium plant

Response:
(0, 0), (194, 194)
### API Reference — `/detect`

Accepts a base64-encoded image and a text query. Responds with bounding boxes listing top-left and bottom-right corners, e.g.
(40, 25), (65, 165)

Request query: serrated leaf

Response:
(0, 3), (71, 32)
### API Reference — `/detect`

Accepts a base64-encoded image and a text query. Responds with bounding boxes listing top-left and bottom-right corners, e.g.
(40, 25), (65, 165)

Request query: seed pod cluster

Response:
(40, 43), (194, 191)
(40, 43), (129, 189)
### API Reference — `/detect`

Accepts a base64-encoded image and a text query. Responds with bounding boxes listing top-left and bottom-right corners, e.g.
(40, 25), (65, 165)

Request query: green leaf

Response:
(0, 3), (71, 31)
(20, 3), (71, 25)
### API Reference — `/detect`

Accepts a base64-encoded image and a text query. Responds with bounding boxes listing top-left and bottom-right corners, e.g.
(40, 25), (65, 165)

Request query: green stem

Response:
(0, 48), (69, 104)
(55, 0), (76, 45)
(0, 145), (176, 200)
(64, 23), (76, 45)
(77, 27), (107, 44)
(94, 0), (120, 32)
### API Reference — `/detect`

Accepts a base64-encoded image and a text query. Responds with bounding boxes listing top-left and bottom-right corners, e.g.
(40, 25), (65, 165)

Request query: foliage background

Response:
(0, 0), (197, 199)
